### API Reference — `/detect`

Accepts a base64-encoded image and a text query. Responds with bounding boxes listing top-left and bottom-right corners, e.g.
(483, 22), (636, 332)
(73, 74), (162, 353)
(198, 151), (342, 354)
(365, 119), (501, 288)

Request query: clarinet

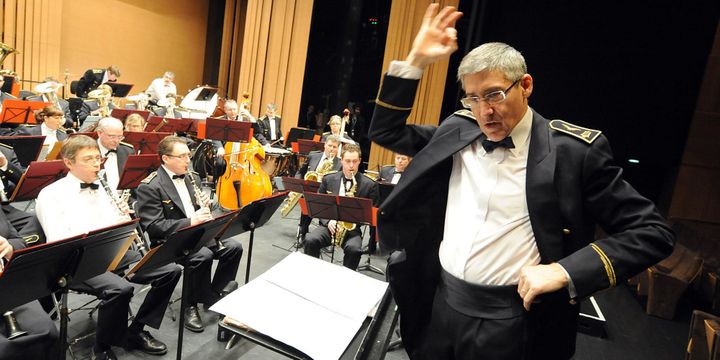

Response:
(97, 170), (146, 252)
(187, 172), (226, 250)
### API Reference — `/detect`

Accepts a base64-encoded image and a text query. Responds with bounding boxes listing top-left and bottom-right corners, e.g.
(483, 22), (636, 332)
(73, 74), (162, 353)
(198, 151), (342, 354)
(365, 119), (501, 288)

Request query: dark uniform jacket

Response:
(295, 151), (341, 179)
(75, 68), (106, 98)
(257, 115), (283, 142)
(135, 167), (202, 247)
(316, 171), (378, 229)
(369, 74), (675, 359)
(16, 125), (68, 141)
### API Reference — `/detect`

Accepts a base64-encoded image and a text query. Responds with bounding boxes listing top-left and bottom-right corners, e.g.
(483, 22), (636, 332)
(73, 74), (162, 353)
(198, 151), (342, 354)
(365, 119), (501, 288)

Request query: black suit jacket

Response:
(295, 151), (341, 179)
(258, 115), (283, 142)
(135, 167), (202, 247)
(16, 125), (68, 141)
(378, 165), (398, 183)
(75, 68), (106, 98)
(0, 145), (24, 194)
(315, 171), (378, 228)
(369, 74), (675, 358)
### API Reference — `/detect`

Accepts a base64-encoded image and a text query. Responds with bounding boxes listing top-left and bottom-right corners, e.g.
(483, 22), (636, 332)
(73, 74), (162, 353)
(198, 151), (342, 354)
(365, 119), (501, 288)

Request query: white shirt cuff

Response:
(387, 60), (424, 80)
(558, 263), (578, 299)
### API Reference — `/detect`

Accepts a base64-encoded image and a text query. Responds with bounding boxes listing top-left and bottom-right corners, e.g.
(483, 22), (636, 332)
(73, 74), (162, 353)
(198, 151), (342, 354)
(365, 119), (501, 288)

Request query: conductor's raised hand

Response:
(406, 4), (463, 69)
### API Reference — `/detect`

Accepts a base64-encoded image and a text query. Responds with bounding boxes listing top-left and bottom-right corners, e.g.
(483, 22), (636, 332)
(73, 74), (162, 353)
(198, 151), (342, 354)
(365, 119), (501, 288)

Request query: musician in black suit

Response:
(303, 143), (378, 270)
(294, 135), (341, 243)
(368, 5), (674, 359)
(96, 117), (135, 192)
(75, 65), (120, 98)
(320, 115), (350, 143)
(222, 100), (269, 146)
(257, 103), (283, 145)
(136, 135), (243, 333)
(0, 144), (33, 232)
(0, 209), (58, 360)
(378, 153), (411, 185)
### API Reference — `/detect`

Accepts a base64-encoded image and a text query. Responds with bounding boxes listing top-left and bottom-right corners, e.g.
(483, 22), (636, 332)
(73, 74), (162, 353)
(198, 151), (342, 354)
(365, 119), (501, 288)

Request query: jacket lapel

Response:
(158, 167), (188, 217)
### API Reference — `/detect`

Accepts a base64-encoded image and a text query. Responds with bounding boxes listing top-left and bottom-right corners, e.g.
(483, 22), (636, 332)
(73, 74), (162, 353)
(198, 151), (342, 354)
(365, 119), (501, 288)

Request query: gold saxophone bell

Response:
(3, 311), (28, 340)
(280, 158), (336, 217)
(333, 172), (357, 247)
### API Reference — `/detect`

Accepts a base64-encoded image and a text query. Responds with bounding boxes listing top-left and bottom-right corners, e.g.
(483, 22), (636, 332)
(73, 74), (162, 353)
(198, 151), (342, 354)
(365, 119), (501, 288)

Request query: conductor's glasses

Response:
(461, 79), (521, 108)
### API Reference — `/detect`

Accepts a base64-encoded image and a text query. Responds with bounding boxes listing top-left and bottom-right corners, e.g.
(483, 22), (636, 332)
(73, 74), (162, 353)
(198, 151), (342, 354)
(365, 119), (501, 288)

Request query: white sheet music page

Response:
(209, 252), (388, 360)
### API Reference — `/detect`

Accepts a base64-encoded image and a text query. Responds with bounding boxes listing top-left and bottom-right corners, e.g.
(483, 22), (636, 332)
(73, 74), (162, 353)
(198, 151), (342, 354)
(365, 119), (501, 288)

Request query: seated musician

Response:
(135, 135), (243, 333)
(320, 115), (351, 143)
(124, 113), (146, 132)
(16, 105), (68, 146)
(0, 144), (34, 232)
(257, 103), (283, 146)
(145, 71), (177, 108)
(96, 117), (135, 192)
(34, 135), (180, 358)
(0, 213), (58, 360)
(75, 65), (120, 98)
(303, 143), (378, 270)
(294, 135), (341, 244)
(222, 99), (269, 146)
(379, 153), (412, 185)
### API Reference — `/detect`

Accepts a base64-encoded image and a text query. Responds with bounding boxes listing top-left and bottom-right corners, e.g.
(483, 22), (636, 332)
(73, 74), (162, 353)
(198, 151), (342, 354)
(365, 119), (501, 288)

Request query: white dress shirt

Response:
(268, 117), (278, 140)
(36, 172), (123, 242)
(40, 122), (58, 146)
(146, 78), (177, 106)
(98, 141), (119, 192)
(162, 166), (195, 217)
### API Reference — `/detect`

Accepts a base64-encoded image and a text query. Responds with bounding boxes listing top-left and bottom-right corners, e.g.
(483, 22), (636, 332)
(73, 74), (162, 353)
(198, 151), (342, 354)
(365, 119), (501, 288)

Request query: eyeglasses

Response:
(77, 155), (102, 165)
(460, 79), (521, 108)
(165, 153), (191, 159)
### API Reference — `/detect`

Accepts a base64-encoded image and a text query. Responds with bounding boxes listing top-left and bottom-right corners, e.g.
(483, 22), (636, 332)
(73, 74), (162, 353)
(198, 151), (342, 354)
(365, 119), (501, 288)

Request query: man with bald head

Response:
(96, 117), (135, 192)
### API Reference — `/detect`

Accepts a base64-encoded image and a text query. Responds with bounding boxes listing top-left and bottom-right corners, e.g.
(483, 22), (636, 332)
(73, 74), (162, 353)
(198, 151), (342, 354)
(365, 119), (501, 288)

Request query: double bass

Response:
(216, 137), (273, 210)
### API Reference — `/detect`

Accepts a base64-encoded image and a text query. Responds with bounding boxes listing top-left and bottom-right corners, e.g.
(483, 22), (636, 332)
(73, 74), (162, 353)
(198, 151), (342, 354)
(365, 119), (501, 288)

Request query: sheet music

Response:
(210, 252), (388, 360)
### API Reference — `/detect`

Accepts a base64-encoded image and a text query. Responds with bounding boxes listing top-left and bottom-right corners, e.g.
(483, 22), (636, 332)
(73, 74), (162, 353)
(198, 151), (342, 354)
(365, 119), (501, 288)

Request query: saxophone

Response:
(333, 172), (357, 247)
(280, 157), (336, 217)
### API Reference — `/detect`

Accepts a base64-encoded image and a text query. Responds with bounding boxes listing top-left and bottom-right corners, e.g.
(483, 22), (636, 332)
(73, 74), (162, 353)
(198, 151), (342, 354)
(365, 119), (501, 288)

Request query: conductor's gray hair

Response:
(457, 42), (527, 89)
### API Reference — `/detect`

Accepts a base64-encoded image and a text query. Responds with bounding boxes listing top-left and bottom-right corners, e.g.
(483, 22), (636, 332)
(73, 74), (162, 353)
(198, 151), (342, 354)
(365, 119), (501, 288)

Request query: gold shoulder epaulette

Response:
(92, 69), (104, 74)
(141, 171), (158, 184)
(0, 142), (12, 150)
(119, 141), (134, 149)
(453, 109), (476, 121)
(23, 234), (40, 246)
(322, 131), (331, 135)
(549, 119), (601, 144)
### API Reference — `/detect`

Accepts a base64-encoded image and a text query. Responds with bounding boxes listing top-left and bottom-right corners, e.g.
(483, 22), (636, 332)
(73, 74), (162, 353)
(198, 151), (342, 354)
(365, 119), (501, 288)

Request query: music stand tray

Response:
(202, 117), (254, 143)
(285, 128), (316, 148)
(122, 131), (173, 154)
(110, 108), (151, 121)
(0, 99), (52, 125)
(297, 139), (325, 154)
(0, 135), (45, 168)
(117, 154), (161, 191)
(106, 83), (134, 98)
(145, 116), (194, 133)
(10, 160), (68, 202)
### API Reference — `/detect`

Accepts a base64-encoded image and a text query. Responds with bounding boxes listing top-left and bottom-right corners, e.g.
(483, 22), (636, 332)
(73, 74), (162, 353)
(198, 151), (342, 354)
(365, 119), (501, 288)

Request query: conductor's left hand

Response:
(517, 263), (569, 311)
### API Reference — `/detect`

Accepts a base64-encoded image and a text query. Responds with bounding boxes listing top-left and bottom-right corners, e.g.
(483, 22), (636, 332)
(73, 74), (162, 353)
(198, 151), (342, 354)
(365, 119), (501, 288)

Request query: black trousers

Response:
(129, 263), (182, 329)
(185, 240), (243, 306)
(71, 272), (133, 348)
(0, 301), (58, 360)
(303, 226), (363, 270)
(417, 269), (577, 360)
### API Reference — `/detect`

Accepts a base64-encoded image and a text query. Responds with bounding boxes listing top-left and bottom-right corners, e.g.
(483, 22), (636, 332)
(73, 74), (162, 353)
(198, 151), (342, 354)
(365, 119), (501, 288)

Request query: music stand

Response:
(110, 108), (151, 121)
(68, 131), (99, 139)
(303, 192), (374, 265)
(122, 131), (173, 154)
(203, 117), (253, 143)
(0, 220), (138, 360)
(117, 154), (161, 190)
(106, 82), (133, 97)
(124, 214), (237, 360)
(146, 116), (194, 133)
(0, 135), (45, 167)
(214, 192), (288, 284)
(9, 160), (68, 202)
(297, 139), (325, 154)
(0, 99), (51, 125)
(285, 127), (315, 148)
(194, 87), (218, 101)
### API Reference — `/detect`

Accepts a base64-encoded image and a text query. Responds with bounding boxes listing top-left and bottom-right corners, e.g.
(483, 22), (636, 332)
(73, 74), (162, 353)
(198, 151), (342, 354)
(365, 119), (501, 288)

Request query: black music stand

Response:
(303, 192), (374, 265)
(203, 117), (253, 143)
(0, 220), (138, 360)
(285, 127), (315, 148)
(273, 177), (321, 252)
(0, 99), (51, 125)
(0, 135), (45, 167)
(125, 212), (238, 360)
(110, 108), (151, 121)
(106, 83), (133, 97)
(117, 154), (161, 190)
(145, 116), (194, 133)
(122, 131), (173, 154)
(9, 160), (68, 202)
(214, 192), (288, 284)
(194, 87), (218, 101)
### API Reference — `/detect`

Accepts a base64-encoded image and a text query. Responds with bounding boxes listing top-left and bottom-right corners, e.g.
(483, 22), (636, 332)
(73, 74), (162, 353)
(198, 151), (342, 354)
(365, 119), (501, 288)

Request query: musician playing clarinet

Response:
(34, 135), (180, 358)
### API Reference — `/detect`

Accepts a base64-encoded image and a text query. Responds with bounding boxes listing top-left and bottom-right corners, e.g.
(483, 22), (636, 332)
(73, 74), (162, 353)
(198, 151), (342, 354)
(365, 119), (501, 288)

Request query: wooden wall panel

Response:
(369, 0), (459, 168)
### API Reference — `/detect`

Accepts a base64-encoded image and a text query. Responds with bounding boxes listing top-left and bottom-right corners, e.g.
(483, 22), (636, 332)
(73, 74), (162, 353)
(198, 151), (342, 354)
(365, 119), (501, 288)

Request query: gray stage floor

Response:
(57, 201), (689, 359)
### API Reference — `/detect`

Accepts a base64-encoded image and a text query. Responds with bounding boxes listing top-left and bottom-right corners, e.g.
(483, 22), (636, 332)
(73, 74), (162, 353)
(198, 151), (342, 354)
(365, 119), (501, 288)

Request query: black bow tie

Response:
(481, 137), (515, 153)
(172, 174), (185, 180)
(80, 182), (99, 190)
(105, 149), (116, 156)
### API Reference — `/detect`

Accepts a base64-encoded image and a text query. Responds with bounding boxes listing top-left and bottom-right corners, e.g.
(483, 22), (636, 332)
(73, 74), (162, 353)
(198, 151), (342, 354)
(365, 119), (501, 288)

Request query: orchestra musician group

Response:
(0, 55), (386, 359)
(0, 5), (676, 360)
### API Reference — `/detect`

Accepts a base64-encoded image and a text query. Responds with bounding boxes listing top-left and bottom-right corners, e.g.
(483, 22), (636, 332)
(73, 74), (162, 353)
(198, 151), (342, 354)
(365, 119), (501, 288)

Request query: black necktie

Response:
(172, 174), (185, 180)
(80, 182), (99, 190)
(105, 149), (116, 156)
(481, 136), (515, 153)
